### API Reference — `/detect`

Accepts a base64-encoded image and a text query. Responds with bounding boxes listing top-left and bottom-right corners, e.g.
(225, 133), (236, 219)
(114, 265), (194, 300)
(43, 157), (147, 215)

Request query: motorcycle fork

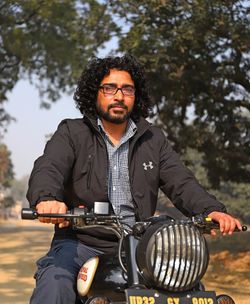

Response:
(124, 235), (145, 289)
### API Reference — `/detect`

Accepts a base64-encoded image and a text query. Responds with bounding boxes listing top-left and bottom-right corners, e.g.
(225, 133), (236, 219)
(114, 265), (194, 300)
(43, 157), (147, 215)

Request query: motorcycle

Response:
(21, 202), (247, 304)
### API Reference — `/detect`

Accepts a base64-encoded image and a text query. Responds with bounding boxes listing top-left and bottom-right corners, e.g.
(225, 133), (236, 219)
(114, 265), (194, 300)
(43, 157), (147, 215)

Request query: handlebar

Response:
(21, 208), (121, 221)
(21, 208), (248, 233)
(21, 207), (125, 239)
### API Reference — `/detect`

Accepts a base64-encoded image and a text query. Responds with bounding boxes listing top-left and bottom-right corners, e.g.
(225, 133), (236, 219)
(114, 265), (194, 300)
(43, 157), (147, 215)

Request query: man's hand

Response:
(36, 200), (69, 228)
(208, 211), (242, 236)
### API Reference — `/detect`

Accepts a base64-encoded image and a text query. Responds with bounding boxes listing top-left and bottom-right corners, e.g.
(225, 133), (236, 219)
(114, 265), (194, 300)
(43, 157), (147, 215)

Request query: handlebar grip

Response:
(242, 225), (248, 232)
(21, 208), (38, 220)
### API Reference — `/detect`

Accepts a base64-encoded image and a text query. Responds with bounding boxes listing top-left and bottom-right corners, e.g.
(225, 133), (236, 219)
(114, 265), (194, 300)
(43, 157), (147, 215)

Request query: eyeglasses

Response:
(99, 84), (135, 96)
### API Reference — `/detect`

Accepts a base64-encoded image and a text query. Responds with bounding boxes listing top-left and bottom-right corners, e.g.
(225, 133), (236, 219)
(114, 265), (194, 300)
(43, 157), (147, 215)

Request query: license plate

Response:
(126, 289), (217, 304)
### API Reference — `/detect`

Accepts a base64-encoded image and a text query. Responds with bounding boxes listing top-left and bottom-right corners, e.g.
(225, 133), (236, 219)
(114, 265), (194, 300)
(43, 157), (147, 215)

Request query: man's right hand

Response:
(36, 200), (69, 228)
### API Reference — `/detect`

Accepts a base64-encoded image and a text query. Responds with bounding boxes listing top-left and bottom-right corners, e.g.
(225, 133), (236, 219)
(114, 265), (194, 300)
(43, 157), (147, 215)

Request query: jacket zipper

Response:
(98, 134), (110, 201)
(92, 132), (110, 201)
(87, 154), (93, 189)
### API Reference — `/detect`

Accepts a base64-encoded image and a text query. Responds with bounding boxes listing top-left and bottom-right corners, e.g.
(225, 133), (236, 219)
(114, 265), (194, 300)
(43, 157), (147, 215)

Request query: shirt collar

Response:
(97, 118), (137, 135)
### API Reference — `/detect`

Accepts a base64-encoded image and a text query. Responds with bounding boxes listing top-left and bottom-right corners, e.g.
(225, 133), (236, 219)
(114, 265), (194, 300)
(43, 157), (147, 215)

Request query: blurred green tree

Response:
(0, 143), (14, 188)
(181, 148), (250, 222)
(111, 0), (250, 187)
(0, 0), (116, 128)
(2, 195), (15, 208)
(10, 175), (29, 204)
(1, 0), (249, 188)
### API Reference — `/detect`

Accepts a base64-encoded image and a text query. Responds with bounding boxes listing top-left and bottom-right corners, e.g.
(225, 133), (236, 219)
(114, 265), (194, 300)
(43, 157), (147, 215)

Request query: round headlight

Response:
(136, 221), (209, 292)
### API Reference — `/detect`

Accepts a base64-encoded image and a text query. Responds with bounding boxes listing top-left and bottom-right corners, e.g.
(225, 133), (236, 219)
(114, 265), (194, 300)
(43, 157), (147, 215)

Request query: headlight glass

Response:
(136, 222), (209, 292)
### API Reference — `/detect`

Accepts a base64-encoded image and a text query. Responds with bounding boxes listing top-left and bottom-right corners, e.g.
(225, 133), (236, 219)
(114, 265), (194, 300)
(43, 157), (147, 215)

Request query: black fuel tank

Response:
(88, 254), (128, 302)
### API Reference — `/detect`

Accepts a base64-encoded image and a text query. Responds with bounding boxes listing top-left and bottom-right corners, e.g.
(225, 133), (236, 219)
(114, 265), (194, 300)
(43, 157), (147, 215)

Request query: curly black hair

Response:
(73, 54), (152, 121)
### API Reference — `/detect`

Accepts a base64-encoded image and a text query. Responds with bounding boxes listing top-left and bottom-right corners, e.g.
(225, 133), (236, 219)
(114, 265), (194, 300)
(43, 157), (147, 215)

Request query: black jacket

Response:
(27, 116), (226, 249)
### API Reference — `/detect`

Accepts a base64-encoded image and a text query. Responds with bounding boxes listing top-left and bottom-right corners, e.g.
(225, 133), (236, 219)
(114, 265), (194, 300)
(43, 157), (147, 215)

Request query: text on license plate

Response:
(128, 296), (215, 304)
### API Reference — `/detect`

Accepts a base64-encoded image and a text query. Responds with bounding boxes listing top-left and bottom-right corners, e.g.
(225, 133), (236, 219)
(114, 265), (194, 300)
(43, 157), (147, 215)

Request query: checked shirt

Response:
(98, 118), (137, 228)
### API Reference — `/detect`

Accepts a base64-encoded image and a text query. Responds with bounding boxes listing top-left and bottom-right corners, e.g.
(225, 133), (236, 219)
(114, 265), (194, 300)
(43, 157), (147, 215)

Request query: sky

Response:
(3, 80), (82, 179)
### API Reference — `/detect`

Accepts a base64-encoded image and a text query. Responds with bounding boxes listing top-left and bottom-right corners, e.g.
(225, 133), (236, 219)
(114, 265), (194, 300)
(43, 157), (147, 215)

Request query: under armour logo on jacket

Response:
(143, 161), (154, 170)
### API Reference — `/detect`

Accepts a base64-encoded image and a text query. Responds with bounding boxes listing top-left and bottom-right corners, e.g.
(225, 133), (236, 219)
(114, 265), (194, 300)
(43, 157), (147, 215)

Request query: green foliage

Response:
(0, 0), (116, 126)
(182, 148), (250, 223)
(1, 0), (250, 188)
(2, 195), (15, 208)
(9, 175), (29, 204)
(0, 143), (14, 188)
(211, 182), (250, 223)
(111, 0), (250, 187)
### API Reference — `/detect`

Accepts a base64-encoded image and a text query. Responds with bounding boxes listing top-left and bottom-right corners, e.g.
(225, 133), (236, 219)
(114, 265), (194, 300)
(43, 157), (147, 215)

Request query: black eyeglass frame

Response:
(99, 84), (136, 96)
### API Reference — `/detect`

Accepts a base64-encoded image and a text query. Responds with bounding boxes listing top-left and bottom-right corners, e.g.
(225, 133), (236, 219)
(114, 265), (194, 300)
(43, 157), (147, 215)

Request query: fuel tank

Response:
(88, 254), (127, 301)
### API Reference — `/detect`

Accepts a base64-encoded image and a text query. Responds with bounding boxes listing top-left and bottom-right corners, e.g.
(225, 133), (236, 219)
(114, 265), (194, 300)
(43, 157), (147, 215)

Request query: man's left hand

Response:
(208, 211), (242, 236)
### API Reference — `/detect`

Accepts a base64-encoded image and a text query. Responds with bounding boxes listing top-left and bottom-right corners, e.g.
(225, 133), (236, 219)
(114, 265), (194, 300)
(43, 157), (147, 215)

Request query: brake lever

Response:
(191, 215), (247, 234)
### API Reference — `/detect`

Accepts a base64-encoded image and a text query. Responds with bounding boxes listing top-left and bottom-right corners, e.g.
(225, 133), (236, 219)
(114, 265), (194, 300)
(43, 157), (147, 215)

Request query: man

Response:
(27, 54), (241, 304)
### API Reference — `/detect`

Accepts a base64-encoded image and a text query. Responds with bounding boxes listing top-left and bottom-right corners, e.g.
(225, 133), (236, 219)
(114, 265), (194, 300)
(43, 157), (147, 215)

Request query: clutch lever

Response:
(21, 208), (122, 222)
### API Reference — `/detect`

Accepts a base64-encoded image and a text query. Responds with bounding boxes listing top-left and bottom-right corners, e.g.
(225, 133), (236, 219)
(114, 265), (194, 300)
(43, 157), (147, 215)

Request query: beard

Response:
(96, 101), (133, 124)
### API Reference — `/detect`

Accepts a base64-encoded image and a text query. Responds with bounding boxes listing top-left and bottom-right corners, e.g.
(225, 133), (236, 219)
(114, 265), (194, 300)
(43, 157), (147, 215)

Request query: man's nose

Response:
(114, 88), (124, 100)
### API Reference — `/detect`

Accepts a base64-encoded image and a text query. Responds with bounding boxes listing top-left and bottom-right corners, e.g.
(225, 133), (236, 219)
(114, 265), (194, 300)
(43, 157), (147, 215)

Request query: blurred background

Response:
(0, 1), (249, 303)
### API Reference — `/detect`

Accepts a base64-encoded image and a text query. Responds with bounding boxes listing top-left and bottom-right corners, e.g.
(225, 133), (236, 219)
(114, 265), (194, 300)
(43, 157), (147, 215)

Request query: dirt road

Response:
(0, 220), (54, 304)
(0, 220), (249, 304)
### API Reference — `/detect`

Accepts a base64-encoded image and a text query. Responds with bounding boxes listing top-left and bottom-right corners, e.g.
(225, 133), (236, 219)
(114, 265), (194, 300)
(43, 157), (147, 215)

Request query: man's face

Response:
(96, 69), (135, 124)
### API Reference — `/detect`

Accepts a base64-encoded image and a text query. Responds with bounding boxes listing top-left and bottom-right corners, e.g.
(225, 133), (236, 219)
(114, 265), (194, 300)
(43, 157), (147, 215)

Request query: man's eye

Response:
(103, 85), (116, 92)
(123, 86), (135, 94)
(124, 86), (134, 92)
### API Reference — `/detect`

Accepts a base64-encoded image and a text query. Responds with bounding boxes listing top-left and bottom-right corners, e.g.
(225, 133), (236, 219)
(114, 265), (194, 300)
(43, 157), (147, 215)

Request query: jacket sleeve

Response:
(26, 120), (75, 207)
(158, 132), (227, 216)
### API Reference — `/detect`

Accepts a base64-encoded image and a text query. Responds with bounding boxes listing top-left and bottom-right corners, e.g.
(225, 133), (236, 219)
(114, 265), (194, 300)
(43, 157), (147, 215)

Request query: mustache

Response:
(108, 102), (128, 111)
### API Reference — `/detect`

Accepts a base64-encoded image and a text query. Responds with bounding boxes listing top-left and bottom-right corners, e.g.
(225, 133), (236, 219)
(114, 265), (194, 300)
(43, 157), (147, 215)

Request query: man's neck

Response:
(101, 119), (128, 146)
